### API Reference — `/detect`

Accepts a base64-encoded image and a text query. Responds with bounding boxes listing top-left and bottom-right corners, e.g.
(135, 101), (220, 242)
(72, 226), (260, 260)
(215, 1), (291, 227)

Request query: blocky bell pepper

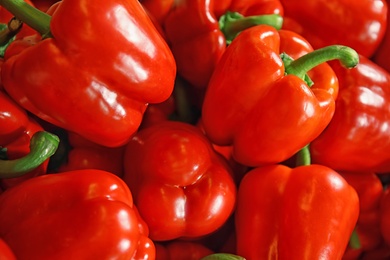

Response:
(310, 55), (390, 173)
(0, 169), (155, 260)
(163, 0), (283, 89)
(57, 132), (125, 177)
(0, 0), (176, 147)
(0, 90), (59, 189)
(280, 0), (388, 58)
(235, 163), (359, 260)
(201, 24), (358, 167)
(122, 121), (236, 241)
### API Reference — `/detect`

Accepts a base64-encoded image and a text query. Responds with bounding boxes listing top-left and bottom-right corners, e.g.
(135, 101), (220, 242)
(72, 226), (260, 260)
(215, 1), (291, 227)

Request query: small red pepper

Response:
(310, 55), (390, 173)
(201, 24), (358, 167)
(0, 169), (155, 259)
(281, 0), (388, 58)
(0, 90), (59, 189)
(235, 164), (359, 259)
(163, 0), (283, 89)
(0, 0), (176, 147)
(122, 121), (236, 241)
(57, 132), (125, 177)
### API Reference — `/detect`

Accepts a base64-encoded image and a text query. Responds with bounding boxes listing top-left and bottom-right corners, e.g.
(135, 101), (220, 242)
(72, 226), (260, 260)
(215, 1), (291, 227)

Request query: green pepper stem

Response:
(0, 131), (59, 178)
(0, 0), (52, 38)
(295, 144), (311, 166)
(220, 12), (283, 44)
(284, 45), (359, 80)
(349, 228), (361, 249)
(201, 253), (246, 260)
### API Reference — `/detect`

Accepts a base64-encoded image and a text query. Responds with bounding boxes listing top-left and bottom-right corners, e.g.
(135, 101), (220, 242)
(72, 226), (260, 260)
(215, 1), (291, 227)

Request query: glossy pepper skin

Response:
(0, 0), (176, 147)
(0, 169), (155, 260)
(201, 25), (356, 167)
(122, 121), (236, 241)
(281, 0), (388, 58)
(0, 239), (16, 260)
(163, 0), (283, 90)
(235, 164), (359, 260)
(310, 55), (390, 173)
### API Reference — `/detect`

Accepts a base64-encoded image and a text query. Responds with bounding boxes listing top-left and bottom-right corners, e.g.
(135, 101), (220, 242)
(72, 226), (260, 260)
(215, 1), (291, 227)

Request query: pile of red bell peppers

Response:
(0, 0), (389, 259)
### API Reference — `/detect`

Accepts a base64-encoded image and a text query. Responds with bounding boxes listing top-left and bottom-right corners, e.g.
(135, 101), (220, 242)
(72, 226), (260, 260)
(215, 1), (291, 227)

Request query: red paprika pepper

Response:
(235, 164), (359, 260)
(281, 0), (388, 58)
(0, 90), (59, 189)
(122, 121), (236, 241)
(201, 24), (358, 167)
(310, 55), (390, 173)
(0, 169), (155, 259)
(163, 0), (283, 90)
(0, 0), (176, 147)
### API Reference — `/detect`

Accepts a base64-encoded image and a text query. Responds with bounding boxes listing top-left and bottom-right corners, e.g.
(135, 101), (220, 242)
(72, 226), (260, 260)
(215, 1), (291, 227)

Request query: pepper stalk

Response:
(0, 131), (59, 178)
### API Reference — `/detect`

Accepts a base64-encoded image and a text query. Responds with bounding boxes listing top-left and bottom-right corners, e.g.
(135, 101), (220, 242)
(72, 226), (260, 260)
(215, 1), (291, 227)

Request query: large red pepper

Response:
(122, 121), (236, 241)
(235, 164), (359, 259)
(0, 90), (58, 189)
(0, 169), (155, 259)
(0, 0), (176, 147)
(201, 24), (358, 167)
(310, 55), (390, 173)
(163, 0), (283, 90)
(280, 0), (388, 58)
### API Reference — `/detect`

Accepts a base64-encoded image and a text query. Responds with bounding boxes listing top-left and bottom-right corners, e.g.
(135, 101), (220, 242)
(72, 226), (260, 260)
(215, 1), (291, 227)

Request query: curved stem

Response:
(220, 12), (283, 44)
(0, 131), (59, 178)
(295, 144), (311, 166)
(284, 45), (359, 80)
(0, 0), (52, 38)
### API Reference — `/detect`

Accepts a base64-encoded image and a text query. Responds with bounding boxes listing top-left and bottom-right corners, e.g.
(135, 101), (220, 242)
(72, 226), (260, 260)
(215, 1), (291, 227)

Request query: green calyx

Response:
(0, 131), (59, 178)
(0, 0), (52, 38)
(219, 11), (283, 44)
(282, 45), (359, 82)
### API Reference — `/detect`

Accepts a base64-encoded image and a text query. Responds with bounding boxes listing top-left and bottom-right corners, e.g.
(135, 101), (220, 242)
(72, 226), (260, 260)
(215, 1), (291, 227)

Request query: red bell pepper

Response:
(122, 121), (236, 241)
(310, 55), (390, 173)
(0, 0), (176, 147)
(235, 163), (359, 259)
(163, 0), (283, 90)
(57, 131), (125, 177)
(0, 169), (155, 259)
(201, 24), (358, 167)
(0, 90), (59, 189)
(280, 0), (388, 58)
